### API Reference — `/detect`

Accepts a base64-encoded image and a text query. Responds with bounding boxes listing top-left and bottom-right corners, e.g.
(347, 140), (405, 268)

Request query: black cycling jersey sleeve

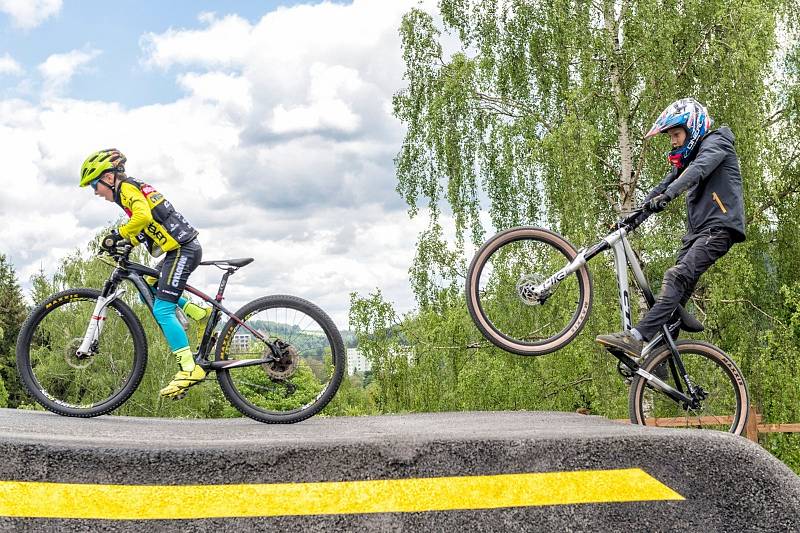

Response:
(643, 167), (678, 203)
(664, 133), (730, 200)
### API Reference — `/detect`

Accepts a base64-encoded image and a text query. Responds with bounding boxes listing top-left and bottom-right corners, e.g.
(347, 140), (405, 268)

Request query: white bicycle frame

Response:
(529, 223), (693, 398)
(604, 227), (666, 359)
(533, 225), (666, 359)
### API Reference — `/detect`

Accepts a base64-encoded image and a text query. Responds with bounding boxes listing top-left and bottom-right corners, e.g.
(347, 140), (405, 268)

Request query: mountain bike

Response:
(466, 207), (749, 435)
(16, 246), (345, 424)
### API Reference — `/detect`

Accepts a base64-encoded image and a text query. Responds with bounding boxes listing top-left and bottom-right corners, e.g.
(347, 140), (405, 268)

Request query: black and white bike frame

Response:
(530, 220), (703, 408)
(75, 258), (282, 372)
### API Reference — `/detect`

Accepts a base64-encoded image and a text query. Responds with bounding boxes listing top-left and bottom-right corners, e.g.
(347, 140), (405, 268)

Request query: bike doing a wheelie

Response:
(16, 246), (345, 424)
(466, 207), (749, 435)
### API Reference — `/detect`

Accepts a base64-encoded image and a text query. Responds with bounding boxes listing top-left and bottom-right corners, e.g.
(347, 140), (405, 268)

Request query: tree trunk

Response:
(604, 1), (635, 213)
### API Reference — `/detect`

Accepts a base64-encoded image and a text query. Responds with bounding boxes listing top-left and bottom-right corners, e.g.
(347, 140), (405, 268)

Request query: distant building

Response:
(347, 348), (371, 375)
(232, 333), (251, 353)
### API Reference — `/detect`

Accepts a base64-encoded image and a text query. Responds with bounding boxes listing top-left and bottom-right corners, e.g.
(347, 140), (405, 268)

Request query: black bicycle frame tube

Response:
(582, 240), (610, 262)
(122, 260), (275, 354)
(182, 278), (269, 344)
(96, 257), (279, 373)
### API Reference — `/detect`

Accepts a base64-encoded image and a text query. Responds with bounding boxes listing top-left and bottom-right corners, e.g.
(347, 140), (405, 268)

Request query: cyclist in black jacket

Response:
(597, 98), (746, 357)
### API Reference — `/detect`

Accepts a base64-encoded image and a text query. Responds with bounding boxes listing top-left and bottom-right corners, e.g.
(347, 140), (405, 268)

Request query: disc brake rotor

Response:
(64, 338), (95, 369)
(262, 341), (299, 379)
(516, 274), (545, 306)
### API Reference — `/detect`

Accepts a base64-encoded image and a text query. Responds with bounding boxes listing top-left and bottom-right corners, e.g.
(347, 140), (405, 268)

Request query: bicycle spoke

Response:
(634, 346), (744, 433)
(18, 289), (147, 416)
(474, 236), (582, 346)
(217, 296), (344, 422)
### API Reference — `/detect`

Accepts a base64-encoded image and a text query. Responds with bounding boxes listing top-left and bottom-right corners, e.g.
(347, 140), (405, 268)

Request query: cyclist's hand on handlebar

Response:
(647, 193), (671, 213)
(101, 230), (131, 256)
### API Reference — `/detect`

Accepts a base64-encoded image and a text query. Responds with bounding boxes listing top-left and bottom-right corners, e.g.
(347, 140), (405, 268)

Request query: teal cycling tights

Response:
(152, 297), (189, 352)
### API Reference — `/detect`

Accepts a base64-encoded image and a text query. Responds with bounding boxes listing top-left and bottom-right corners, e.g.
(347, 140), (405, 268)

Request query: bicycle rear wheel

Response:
(466, 226), (592, 355)
(628, 340), (749, 435)
(215, 295), (345, 424)
(15, 288), (148, 417)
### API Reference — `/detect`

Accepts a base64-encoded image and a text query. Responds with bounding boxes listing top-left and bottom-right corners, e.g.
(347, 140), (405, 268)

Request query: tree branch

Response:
(748, 143), (800, 225)
(675, 26), (716, 80)
(544, 377), (593, 399)
(471, 91), (553, 131)
(694, 296), (787, 328)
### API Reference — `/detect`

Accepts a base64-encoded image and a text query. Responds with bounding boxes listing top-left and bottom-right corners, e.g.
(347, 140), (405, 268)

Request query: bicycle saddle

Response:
(199, 258), (254, 268)
(677, 305), (704, 333)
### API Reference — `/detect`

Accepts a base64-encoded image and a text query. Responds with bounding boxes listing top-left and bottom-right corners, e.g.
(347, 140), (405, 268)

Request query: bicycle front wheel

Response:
(215, 295), (345, 424)
(628, 340), (749, 435)
(466, 226), (592, 355)
(15, 288), (148, 417)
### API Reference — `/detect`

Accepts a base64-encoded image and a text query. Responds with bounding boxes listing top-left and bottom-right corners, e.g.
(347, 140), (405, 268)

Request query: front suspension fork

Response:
(76, 285), (125, 356)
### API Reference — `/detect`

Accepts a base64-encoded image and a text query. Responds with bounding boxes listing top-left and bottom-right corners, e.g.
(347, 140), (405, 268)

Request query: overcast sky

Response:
(0, 0), (446, 329)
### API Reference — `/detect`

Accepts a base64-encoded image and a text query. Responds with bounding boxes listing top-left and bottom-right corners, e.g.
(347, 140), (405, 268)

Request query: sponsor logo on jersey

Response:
(140, 184), (164, 205)
(147, 222), (169, 245)
(171, 255), (189, 288)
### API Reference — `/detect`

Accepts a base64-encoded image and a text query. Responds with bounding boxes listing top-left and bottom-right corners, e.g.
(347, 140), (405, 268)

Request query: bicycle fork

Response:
(76, 287), (125, 356)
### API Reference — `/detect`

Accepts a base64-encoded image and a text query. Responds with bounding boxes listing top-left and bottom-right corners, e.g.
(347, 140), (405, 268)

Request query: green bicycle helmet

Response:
(79, 148), (126, 187)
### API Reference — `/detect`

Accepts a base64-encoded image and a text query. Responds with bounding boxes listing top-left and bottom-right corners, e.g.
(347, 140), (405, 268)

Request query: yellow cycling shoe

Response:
(159, 365), (207, 399)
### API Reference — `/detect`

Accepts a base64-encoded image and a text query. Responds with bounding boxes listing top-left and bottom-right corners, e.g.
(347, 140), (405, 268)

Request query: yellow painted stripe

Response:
(0, 469), (683, 519)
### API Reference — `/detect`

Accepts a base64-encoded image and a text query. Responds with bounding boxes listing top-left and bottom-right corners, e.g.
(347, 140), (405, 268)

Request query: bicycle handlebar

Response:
(617, 205), (652, 232)
(99, 244), (133, 264)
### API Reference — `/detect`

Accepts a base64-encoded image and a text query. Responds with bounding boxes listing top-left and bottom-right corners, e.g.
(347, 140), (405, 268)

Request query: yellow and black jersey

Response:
(113, 177), (198, 256)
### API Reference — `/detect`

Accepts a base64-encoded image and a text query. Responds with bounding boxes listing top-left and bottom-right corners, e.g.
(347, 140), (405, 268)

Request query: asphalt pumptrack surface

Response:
(0, 408), (798, 532)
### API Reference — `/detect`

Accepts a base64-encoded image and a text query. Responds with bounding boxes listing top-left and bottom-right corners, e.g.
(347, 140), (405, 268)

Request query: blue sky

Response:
(0, 1), (349, 106)
(0, 0), (442, 327)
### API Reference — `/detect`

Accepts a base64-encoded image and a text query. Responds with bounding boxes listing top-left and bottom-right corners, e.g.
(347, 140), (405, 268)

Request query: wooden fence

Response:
(612, 407), (800, 443)
(742, 407), (800, 443)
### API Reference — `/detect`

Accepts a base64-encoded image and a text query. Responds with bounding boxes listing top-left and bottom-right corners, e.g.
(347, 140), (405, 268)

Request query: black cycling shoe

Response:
(595, 331), (643, 358)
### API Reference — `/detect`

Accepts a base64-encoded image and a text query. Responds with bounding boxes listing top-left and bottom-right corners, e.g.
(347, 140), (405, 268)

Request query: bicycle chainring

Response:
(616, 360), (634, 379)
(262, 340), (299, 379)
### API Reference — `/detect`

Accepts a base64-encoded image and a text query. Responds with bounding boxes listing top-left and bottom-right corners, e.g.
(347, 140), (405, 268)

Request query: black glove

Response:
(101, 230), (131, 255)
(647, 193), (671, 213)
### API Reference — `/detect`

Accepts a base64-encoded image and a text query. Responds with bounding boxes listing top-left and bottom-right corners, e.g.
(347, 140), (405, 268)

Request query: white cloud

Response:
(271, 63), (363, 135)
(38, 49), (101, 96)
(177, 71), (252, 113)
(0, 52), (22, 75)
(1, 0), (445, 328)
(0, 0), (62, 29)
(141, 13), (252, 69)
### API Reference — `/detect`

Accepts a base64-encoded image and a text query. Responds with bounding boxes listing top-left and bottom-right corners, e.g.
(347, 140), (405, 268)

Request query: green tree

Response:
(351, 1), (800, 469)
(20, 227), (221, 418)
(0, 254), (28, 407)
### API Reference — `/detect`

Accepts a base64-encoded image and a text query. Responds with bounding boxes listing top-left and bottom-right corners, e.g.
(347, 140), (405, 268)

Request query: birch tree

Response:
(349, 0), (800, 466)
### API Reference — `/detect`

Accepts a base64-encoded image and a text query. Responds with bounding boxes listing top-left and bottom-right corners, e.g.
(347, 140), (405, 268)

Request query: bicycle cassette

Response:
(263, 341), (299, 379)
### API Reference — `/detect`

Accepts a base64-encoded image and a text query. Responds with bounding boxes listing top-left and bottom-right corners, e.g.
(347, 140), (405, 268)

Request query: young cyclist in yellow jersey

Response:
(79, 148), (209, 399)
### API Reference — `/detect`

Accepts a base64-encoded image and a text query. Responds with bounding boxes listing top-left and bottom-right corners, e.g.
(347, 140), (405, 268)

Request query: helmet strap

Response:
(96, 172), (119, 192)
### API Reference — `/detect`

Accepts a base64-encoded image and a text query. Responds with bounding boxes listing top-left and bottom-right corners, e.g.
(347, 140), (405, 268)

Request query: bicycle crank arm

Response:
(609, 348), (694, 406)
(635, 368), (694, 405)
